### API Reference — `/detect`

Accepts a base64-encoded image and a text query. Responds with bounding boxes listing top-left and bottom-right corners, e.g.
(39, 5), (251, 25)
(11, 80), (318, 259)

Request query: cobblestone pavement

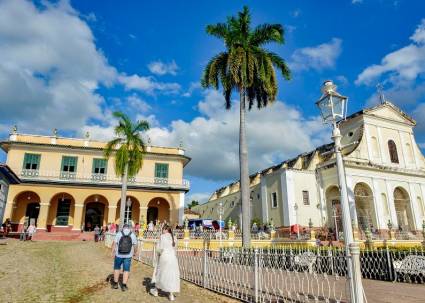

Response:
(0, 239), (238, 303)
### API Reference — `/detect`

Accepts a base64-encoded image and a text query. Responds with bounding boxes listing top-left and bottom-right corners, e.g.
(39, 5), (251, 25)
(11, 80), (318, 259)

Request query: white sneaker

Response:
(169, 293), (175, 301)
(149, 288), (158, 297)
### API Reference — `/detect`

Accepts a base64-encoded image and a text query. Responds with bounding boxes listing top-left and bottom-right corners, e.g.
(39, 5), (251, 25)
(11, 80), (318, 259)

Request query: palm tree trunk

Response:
(240, 89), (251, 248)
(119, 163), (129, 230)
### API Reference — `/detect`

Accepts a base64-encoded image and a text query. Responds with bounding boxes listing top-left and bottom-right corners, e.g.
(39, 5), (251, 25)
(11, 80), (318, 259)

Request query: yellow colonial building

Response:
(1, 130), (190, 233)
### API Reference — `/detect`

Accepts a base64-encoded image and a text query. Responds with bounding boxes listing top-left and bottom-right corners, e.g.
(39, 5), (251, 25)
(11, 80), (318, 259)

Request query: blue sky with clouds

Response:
(0, 0), (425, 204)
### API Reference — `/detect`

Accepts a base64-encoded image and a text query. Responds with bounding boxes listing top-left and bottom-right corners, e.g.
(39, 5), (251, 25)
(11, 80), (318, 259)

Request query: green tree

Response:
(104, 112), (149, 229)
(187, 200), (199, 209)
(202, 6), (291, 247)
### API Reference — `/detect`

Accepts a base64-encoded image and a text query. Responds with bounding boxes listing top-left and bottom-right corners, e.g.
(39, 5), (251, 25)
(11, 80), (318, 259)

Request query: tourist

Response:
(251, 222), (258, 233)
(27, 223), (36, 241)
(19, 224), (27, 241)
(94, 225), (100, 242)
(149, 225), (180, 301)
(148, 220), (154, 232)
(111, 223), (138, 291)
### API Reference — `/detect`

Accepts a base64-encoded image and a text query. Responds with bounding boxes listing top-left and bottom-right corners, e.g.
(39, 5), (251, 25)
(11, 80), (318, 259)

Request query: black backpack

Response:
(118, 232), (133, 254)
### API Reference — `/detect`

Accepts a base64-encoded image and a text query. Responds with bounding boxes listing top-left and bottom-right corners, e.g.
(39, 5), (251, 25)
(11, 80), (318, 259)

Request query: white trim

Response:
(74, 204), (84, 208)
(409, 133), (421, 169)
(178, 192), (184, 225)
(260, 176), (269, 223)
(397, 130), (407, 167)
(280, 170), (296, 226)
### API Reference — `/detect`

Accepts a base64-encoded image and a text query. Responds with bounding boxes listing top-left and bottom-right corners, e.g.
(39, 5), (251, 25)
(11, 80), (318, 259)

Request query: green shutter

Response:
(92, 158), (107, 174)
(61, 156), (78, 172)
(155, 163), (169, 178)
(23, 153), (40, 170)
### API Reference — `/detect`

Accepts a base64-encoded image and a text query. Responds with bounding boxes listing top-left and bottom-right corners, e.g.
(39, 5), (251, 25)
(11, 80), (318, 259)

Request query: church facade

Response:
(193, 102), (425, 238)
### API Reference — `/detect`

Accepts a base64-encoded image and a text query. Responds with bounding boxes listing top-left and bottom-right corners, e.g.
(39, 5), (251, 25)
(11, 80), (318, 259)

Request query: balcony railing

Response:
(17, 168), (190, 190)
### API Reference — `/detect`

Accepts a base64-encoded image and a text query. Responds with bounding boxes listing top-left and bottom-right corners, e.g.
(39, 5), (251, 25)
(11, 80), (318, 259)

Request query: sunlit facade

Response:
(1, 131), (190, 233)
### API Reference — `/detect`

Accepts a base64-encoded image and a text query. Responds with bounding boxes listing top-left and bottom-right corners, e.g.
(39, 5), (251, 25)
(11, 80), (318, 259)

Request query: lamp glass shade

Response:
(316, 92), (347, 123)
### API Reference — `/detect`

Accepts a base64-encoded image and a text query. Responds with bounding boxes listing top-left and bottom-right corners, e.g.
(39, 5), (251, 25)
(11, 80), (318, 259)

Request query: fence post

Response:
(254, 249), (259, 303)
(384, 246), (392, 281)
(203, 248), (208, 288)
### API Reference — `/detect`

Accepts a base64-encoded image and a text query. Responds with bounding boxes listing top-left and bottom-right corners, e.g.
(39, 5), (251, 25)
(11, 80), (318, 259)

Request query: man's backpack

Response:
(118, 232), (133, 254)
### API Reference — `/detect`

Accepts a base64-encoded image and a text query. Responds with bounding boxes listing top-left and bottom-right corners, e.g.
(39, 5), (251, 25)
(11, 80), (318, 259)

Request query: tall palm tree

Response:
(202, 6), (291, 247)
(104, 111), (150, 229)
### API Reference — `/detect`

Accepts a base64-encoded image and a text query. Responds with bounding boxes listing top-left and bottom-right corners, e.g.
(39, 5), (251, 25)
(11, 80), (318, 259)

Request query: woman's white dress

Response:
(154, 233), (180, 293)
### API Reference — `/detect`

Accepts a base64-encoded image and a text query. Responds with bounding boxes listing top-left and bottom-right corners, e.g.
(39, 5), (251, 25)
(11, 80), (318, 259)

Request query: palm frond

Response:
(250, 24), (283, 46)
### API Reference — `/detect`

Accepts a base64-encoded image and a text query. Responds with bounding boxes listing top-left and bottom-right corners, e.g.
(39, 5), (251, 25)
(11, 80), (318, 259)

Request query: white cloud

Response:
(145, 90), (328, 181)
(352, 0), (363, 4)
(148, 60), (179, 76)
(290, 38), (342, 71)
(0, 0), (117, 134)
(118, 74), (181, 94)
(356, 19), (425, 86)
(182, 82), (202, 97)
(126, 94), (151, 113)
(0, 0), (182, 136)
(291, 9), (301, 18)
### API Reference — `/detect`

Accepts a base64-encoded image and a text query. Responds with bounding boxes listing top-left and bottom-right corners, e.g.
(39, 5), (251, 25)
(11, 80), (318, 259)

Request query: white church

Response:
(193, 101), (425, 239)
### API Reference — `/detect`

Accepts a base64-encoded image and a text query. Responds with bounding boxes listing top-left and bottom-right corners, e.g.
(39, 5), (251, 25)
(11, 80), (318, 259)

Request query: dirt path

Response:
(0, 239), (238, 303)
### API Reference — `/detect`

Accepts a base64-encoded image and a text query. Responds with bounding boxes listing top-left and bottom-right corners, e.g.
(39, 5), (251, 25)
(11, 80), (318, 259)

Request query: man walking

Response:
(111, 223), (138, 291)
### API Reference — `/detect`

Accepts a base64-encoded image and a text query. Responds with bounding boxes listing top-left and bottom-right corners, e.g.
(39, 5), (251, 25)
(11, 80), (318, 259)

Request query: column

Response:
(139, 206), (147, 226)
(260, 176), (269, 223)
(385, 180), (398, 229)
(409, 132), (421, 169)
(72, 204), (84, 231)
(364, 124), (373, 161)
(372, 178), (385, 229)
(2, 201), (14, 223)
(377, 127), (388, 164)
(37, 203), (50, 230)
(280, 169), (296, 227)
(178, 192), (185, 225)
(408, 183), (421, 230)
(107, 205), (117, 224)
(398, 130), (407, 167)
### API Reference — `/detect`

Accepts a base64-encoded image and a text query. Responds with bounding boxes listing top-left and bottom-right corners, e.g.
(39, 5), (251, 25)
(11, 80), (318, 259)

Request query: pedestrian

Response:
(20, 224), (27, 241)
(148, 220), (154, 232)
(149, 225), (180, 301)
(110, 223), (138, 291)
(94, 225), (100, 242)
(27, 223), (36, 241)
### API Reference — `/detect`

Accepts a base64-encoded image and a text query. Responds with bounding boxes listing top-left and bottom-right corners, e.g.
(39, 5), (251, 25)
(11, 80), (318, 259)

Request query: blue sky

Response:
(0, 0), (425, 204)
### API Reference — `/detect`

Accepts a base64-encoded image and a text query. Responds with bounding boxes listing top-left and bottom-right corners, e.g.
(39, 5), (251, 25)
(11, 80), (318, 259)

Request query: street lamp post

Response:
(125, 197), (132, 225)
(316, 80), (364, 303)
(217, 201), (224, 247)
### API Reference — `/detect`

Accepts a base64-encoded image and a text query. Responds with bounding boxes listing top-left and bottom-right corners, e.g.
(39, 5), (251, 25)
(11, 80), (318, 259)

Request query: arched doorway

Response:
(326, 186), (342, 239)
(84, 195), (108, 231)
(25, 203), (40, 226)
(147, 197), (170, 224)
(115, 196), (140, 225)
(47, 193), (75, 227)
(12, 191), (41, 231)
(85, 203), (105, 231)
(394, 187), (414, 231)
(354, 183), (377, 232)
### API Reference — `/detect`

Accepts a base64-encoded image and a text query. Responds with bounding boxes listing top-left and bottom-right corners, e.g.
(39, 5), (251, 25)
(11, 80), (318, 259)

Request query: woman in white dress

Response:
(150, 225), (180, 301)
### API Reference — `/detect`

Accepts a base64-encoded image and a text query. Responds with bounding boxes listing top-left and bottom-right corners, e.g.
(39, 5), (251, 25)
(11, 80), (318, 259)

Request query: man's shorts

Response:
(114, 256), (132, 272)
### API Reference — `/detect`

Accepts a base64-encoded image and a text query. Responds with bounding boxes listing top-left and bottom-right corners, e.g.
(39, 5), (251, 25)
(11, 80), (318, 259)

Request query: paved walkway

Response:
(0, 239), (238, 303)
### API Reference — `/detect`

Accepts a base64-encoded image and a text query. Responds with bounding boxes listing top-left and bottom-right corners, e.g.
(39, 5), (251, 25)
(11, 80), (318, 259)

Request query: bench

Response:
(393, 255), (425, 281)
(294, 251), (317, 273)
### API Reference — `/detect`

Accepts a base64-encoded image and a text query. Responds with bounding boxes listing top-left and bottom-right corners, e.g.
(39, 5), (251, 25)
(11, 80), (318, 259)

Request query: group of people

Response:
(111, 223), (180, 301)
(19, 222), (37, 241)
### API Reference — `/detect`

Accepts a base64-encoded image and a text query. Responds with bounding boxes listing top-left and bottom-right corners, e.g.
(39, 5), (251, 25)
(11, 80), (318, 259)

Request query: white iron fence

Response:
(106, 233), (351, 302)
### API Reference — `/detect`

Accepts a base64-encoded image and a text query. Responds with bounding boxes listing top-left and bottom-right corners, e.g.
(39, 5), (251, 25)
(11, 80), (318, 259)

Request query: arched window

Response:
(388, 140), (399, 164)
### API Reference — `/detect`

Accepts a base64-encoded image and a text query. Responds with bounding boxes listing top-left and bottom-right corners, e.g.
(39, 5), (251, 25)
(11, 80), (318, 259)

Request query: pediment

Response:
(365, 102), (416, 125)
